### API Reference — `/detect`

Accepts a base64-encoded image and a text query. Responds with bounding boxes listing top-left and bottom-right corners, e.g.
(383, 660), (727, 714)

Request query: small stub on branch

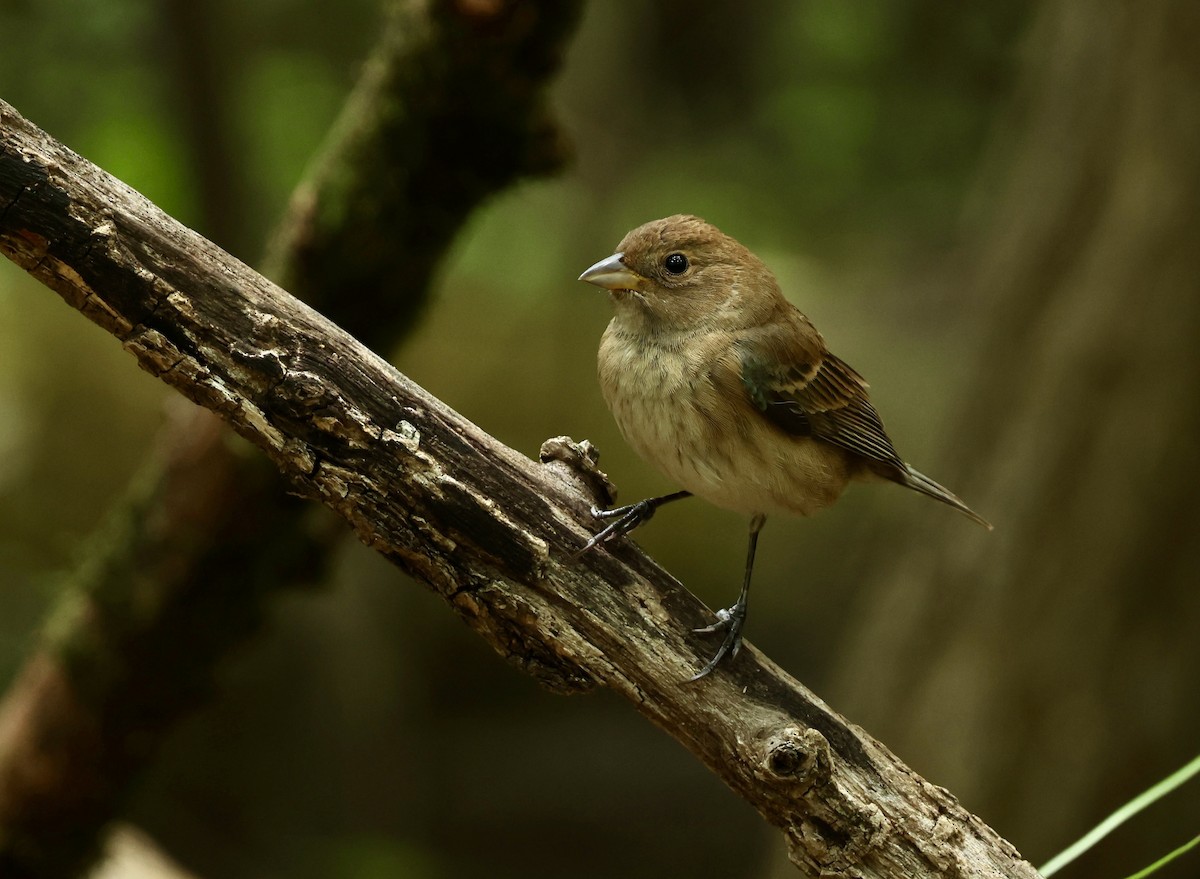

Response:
(539, 436), (617, 510)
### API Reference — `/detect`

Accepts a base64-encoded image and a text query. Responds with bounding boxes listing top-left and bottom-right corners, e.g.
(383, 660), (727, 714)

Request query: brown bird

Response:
(578, 214), (990, 680)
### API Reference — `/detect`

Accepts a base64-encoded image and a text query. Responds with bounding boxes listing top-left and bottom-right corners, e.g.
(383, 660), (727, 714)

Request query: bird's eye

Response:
(664, 252), (689, 275)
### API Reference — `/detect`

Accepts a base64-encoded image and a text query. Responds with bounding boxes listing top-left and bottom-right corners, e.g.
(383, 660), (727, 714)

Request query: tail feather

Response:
(899, 465), (993, 530)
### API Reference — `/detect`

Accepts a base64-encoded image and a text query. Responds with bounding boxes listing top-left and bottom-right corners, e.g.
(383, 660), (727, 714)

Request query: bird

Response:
(577, 214), (991, 681)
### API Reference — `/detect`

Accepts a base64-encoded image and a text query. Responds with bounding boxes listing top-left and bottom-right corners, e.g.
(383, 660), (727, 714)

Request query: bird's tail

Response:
(899, 465), (993, 530)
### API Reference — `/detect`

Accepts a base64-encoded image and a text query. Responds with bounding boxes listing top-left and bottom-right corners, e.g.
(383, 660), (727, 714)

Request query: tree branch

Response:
(264, 0), (577, 337)
(0, 100), (1040, 878)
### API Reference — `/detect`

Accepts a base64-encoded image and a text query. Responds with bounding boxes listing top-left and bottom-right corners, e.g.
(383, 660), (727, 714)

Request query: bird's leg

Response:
(690, 514), (766, 680)
(575, 490), (692, 556)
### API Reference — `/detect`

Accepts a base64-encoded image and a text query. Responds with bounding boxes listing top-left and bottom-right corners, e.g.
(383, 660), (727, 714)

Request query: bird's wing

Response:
(737, 317), (907, 471)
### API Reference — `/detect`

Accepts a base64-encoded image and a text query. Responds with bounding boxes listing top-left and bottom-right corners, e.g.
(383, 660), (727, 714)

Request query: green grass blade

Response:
(1122, 831), (1200, 879)
(1039, 753), (1200, 876)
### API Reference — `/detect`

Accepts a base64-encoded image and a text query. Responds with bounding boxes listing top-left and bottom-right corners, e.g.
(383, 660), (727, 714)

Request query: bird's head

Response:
(579, 215), (779, 335)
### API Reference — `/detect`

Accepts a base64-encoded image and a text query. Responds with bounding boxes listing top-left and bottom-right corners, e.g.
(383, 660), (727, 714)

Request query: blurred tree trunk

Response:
(835, 0), (1200, 873)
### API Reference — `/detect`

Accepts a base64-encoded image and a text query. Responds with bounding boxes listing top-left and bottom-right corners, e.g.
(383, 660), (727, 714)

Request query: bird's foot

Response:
(689, 601), (748, 681)
(574, 499), (661, 557)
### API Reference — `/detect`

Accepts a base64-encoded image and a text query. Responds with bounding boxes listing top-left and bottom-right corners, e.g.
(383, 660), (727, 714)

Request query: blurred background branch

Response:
(0, 1), (581, 876)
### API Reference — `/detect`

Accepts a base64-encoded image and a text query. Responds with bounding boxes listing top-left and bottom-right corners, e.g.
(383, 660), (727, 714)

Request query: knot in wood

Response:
(285, 370), (331, 406)
(762, 726), (833, 790)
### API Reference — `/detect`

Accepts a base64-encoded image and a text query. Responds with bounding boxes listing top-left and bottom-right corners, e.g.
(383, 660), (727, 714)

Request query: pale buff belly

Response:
(599, 335), (854, 518)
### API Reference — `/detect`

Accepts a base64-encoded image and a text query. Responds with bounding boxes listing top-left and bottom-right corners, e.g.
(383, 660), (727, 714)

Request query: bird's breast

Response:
(597, 325), (853, 517)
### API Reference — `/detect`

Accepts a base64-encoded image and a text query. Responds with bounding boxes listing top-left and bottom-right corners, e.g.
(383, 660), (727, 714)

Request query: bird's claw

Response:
(692, 608), (733, 634)
(574, 499), (659, 558)
(689, 603), (747, 681)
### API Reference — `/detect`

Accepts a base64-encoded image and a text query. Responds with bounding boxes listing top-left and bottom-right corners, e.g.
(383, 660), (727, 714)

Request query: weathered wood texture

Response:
(0, 99), (1040, 878)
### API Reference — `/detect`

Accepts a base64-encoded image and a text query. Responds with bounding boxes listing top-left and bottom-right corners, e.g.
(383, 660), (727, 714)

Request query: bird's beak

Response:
(578, 253), (644, 292)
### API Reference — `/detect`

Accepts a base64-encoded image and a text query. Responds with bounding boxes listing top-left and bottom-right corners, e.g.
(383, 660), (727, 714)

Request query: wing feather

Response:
(738, 319), (906, 472)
